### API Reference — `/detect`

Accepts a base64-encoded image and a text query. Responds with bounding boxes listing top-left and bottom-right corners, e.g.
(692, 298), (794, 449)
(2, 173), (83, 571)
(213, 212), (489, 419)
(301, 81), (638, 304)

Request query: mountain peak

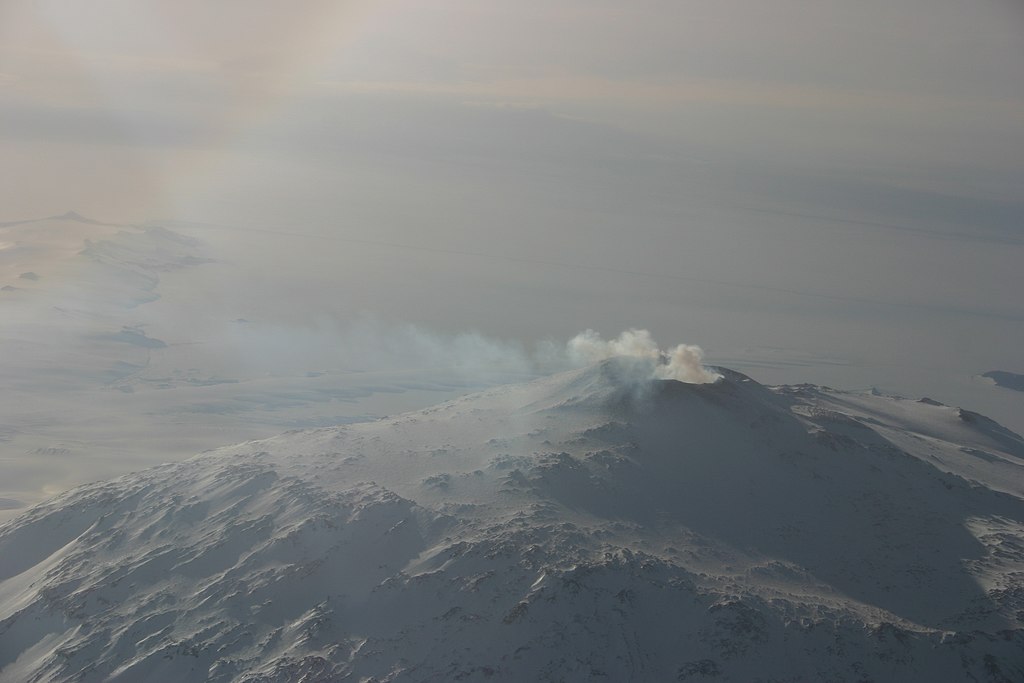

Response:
(1, 366), (1022, 682)
(54, 210), (99, 224)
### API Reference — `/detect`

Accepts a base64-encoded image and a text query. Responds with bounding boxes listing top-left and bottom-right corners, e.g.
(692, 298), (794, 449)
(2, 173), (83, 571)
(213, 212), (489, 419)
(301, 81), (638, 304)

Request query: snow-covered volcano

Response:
(1, 361), (1022, 682)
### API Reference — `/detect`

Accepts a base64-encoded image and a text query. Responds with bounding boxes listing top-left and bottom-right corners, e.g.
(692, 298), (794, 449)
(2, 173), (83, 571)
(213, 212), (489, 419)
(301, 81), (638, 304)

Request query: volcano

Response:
(1, 360), (1022, 682)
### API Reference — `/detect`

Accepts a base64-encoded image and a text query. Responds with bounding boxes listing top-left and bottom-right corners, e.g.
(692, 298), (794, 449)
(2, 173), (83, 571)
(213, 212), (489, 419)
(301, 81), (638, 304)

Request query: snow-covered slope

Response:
(1, 361), (1022, 682)
(0, 213), (518, 521)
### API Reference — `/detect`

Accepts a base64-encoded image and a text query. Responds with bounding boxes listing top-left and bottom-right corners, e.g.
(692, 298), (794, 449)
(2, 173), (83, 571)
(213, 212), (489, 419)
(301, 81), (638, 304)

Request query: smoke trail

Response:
(567, 328), (720, 384)
(217, 319), (717, 386)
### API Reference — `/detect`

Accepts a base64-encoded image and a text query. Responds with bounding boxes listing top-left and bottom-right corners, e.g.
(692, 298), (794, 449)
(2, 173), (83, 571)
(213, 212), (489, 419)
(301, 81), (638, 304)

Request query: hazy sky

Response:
(2, 0), (1022, 215)
(2, 1), (1023, 413)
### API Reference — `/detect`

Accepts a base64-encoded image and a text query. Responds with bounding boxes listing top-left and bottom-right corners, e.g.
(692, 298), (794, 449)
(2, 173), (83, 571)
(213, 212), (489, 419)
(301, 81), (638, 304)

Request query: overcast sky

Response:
(2, 1), (1022, 411)
(2, 0), (1021, 214)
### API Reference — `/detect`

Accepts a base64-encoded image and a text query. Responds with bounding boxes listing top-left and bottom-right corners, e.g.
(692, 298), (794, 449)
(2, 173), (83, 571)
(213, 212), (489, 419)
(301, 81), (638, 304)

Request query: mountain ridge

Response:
(1, 361), (1022, 682)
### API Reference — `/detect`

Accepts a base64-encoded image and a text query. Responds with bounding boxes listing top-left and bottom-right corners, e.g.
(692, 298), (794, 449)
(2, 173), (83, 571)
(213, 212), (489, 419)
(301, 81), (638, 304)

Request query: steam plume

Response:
(567, 329), (720, 384)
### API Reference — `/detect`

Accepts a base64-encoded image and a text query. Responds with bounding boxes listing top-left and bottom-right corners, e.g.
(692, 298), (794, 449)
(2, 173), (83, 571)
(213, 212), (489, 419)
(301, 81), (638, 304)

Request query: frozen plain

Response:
(3, 210), (1023, 524)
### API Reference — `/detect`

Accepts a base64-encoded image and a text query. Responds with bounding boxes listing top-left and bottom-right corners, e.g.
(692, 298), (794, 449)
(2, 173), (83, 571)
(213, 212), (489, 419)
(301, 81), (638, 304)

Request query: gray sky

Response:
(2, 0), (1022, 215)
(1, 0), (1023, 512)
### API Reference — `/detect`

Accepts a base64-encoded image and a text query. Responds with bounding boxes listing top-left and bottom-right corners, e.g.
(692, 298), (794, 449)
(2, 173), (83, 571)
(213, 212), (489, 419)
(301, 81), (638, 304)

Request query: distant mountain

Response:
(1, 361), (1022, 682)
(984, 370), (1024, 393)
(0, 210), (127, 228)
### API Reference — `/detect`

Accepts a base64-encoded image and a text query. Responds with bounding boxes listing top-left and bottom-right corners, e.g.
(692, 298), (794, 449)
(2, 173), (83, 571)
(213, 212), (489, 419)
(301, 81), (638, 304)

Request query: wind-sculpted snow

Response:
(1, 360), (1023, 682)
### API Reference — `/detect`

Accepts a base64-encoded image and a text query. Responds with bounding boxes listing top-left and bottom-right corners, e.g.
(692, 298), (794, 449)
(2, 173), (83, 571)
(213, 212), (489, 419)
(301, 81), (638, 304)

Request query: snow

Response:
(0, 213), (521, 522)
(1, 360), (1022, 681)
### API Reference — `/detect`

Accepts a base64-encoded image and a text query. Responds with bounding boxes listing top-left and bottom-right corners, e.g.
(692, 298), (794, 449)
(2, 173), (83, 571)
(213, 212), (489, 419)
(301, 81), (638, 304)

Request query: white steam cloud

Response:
(218, 320), (719, 387)
(567, 329), (720, 384)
